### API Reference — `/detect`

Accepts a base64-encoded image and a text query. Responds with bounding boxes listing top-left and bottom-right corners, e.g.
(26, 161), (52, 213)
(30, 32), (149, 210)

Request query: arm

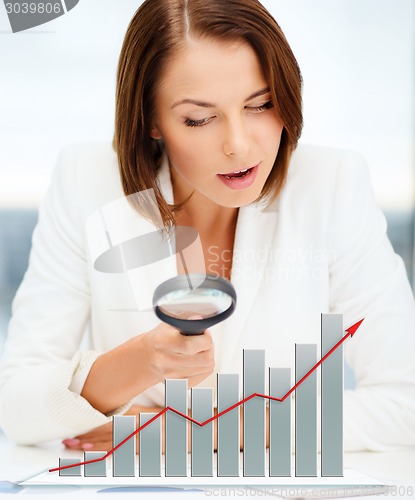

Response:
(0, 146), (113, 445)
(0, 146), (215, 445)
(328, 151), (415, 451)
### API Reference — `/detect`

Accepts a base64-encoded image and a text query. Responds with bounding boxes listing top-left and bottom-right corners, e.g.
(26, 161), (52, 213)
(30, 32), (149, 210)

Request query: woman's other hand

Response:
(62, 405), (164, 453)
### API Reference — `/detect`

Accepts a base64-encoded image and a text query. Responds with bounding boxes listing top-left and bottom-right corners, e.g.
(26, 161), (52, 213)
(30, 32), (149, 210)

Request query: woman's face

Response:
(151, 37), (284, 209)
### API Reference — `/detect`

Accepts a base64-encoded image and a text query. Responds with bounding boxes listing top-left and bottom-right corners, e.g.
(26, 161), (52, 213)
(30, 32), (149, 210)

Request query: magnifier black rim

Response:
(153, 273), (237, 334)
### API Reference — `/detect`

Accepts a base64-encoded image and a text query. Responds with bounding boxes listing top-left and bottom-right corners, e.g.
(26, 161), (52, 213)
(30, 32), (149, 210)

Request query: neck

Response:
(174, 191), (238, 235)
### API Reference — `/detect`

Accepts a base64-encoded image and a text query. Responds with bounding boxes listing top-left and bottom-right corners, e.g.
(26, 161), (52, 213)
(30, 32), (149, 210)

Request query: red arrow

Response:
(346, 318), (364, 337)
(282, 317), (364, 400)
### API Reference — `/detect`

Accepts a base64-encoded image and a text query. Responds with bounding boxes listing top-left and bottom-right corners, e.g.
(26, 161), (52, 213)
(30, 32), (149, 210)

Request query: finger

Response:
(80, 440), (113, 452)
(180, 331), (213, 354)
(75, 424), (112, 441)
(168, 337), (213, 358)
(175, 349), (215, 369)
(160, 356), (214, 379)
(63, 436), (112, 451)
(74, 431), (113, 446)
(67, 440), (113, 452)
(62, 438), (82, 450)
(156, 327), (213, 355)
(62, 439), (95, 450)
(62, 440), (96, 451)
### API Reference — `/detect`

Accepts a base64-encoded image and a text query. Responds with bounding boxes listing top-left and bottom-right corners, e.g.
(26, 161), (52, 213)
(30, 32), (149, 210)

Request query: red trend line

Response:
(49, 318), (364, 473)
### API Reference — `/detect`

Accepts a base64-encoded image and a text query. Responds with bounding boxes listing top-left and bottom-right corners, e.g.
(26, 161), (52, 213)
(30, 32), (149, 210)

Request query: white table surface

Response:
(0, 431), (414, 499)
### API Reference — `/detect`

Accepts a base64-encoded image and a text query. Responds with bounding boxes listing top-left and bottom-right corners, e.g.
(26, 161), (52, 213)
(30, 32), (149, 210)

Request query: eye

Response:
(246, 100), (274, 113)
(184, 117), (212, 127)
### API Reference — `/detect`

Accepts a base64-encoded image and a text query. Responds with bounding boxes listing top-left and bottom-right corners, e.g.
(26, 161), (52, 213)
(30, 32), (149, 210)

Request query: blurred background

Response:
(0, 0), (414, 356)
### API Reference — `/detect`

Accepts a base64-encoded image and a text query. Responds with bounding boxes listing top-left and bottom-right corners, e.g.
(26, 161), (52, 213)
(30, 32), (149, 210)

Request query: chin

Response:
(218, 190), (264, 209)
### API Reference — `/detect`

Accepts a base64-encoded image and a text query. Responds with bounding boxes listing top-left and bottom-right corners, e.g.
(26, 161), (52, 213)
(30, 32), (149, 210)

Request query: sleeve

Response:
(327, 150), (415, 451)
(0, 146), (130, 446)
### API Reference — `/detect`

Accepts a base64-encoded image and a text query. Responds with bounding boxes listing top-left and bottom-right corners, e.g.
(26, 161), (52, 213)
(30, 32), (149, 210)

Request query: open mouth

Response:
(217, 164), (259, 190)
(220, 167), (254, 179)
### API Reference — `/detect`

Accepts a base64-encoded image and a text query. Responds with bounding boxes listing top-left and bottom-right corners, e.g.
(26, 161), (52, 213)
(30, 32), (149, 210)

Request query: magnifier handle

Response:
(180, 315), (205, 335)
(180, 330), (205, 336)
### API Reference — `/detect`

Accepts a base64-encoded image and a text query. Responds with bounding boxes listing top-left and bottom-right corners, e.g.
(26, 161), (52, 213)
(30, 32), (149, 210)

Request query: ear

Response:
(150, 125), (162, 140)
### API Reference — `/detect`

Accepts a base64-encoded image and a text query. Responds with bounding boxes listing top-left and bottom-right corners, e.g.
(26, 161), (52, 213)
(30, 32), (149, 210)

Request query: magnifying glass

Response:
(153, 274), (237, 335)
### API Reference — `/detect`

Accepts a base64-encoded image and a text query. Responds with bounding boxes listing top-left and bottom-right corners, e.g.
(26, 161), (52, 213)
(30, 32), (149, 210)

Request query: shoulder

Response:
(275, 143), (371, 209)
(55, 142), (118, 181)
(50, 142), (123, 213)
(288, 143), (368, 185)
(262, 143), (374, 232)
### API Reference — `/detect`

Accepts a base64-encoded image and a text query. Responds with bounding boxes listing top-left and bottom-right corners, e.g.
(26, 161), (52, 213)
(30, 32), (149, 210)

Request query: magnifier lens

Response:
(157, 288), (233, 320)
(153, 274), (237, 335)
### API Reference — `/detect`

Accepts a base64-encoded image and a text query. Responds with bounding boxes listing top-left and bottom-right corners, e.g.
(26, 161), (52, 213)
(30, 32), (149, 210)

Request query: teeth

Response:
(222, 168), (250, 176)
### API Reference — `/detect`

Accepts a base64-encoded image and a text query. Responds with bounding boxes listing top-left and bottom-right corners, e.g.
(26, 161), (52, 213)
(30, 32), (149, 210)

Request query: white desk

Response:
(0, 432), (414, 499)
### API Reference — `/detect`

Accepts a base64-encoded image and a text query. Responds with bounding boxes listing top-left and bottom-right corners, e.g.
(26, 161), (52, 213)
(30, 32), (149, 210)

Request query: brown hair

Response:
(113, 0), (302, 233)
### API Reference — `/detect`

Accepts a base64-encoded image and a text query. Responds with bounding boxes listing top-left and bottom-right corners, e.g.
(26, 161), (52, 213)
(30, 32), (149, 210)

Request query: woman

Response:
(0, 0), (414, 454)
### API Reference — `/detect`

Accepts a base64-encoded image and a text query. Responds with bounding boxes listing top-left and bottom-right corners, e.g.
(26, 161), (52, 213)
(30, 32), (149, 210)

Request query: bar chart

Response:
(49, 314), (363, 481)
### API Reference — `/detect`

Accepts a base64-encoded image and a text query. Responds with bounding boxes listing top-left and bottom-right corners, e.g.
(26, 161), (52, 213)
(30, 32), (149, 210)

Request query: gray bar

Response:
(58, 458), (81, 476)
(113, 415), (136, 477)
(243, 350), (265, 477)
(217, 374), (239, 477)
(191, 388), (213, 477)
(84, 451), (107, 477)
(269, 368), (291, 477)
(139, 413), (161, 477)
(165, 379), (188, 477)
(295, 344), (317, 477)
(321, 314), (343, 477)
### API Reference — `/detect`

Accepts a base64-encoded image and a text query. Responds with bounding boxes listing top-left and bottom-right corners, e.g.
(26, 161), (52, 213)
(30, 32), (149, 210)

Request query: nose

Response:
(222, 116), (251, 158)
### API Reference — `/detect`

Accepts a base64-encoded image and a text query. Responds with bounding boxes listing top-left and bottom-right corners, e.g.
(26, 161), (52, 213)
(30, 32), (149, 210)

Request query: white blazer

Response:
(0, 142), (414, 451)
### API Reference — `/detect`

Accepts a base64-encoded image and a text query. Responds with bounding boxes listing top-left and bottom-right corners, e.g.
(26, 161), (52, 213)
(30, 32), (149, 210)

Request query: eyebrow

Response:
(170, 87), (271, 109)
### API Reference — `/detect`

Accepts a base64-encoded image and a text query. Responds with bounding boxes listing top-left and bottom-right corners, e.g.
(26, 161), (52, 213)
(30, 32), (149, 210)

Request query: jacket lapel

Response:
(219, 201), (279, 366)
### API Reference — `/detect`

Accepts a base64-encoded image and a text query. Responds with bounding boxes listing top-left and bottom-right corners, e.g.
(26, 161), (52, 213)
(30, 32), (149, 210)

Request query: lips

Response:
(217, 164), (259, 190)
(220, 168), (252, 179)
(219, 165), (257, 178)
